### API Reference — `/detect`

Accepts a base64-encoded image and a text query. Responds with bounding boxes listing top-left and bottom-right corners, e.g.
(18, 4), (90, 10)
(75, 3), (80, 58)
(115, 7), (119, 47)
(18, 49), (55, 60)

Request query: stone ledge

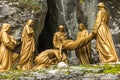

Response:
(1, 63), (120, 80)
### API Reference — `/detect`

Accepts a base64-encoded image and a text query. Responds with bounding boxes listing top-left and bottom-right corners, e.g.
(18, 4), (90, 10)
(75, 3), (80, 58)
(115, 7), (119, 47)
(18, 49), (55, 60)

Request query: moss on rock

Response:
(18, 0), (41, 11)
(80, 64), (120, 74)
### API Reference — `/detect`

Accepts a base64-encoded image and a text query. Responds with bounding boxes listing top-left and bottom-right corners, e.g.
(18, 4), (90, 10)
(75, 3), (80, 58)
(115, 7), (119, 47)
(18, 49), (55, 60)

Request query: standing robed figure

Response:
(94, 2), (119, 63)
(17, 19), (35, 70)
(75, 23), (91, 65)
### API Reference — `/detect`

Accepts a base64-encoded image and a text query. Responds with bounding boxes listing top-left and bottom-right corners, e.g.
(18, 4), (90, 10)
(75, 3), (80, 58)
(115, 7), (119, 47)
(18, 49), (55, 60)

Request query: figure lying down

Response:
(33, 49), (67, 70)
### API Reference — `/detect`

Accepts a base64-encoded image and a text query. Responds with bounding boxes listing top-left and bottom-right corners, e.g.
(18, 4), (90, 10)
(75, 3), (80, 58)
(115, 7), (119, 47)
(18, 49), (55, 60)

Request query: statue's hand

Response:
(92, 26), (98, 34)
(92, 23), (101, 34)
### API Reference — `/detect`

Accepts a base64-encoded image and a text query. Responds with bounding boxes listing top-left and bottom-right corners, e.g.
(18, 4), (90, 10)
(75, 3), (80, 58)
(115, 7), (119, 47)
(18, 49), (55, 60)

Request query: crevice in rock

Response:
(37, 0), (58, 53)
(38, 12), (53, 53)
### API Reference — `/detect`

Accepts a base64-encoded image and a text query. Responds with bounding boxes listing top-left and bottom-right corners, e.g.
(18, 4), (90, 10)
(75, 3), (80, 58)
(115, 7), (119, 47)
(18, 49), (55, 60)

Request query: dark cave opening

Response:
(38, 0), (58, 53)
(38, 12), (53, 53)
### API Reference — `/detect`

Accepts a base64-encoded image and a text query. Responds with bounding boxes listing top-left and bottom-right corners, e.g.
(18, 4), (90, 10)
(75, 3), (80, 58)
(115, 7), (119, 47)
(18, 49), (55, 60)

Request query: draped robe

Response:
(33, 49), (67, 69)
(53, 31), (67, 49)
(95, 9), (119, 63)
(53, 31), (68, 62)
(75, 30), (91, 65)
(53, 28), (96, 61)
(61, 33), (93, 50)
(18, 25), (35, 70)
(0, 32), (16, 72)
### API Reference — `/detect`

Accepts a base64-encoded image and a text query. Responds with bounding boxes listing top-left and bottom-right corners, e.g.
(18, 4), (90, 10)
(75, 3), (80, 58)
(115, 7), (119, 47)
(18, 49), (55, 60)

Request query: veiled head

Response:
(1, 23), (10, 32)
(26, 19), (34, 26)
(97, 2), (105, 8)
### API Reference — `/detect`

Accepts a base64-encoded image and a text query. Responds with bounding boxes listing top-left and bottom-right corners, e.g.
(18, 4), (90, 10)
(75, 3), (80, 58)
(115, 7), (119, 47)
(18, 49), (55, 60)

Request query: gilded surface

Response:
(0, 23), (17, 72)
(53, 25), (67, 49)
(75, 23), (91, 65)
(33, 49), (67, 69)
(17, 19), (35, 70)
(95, 2), (119, 63)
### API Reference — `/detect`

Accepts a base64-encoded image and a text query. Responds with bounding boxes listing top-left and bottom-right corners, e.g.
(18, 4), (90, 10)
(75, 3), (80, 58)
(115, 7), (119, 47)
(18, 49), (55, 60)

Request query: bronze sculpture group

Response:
(0, 2), (119, 72)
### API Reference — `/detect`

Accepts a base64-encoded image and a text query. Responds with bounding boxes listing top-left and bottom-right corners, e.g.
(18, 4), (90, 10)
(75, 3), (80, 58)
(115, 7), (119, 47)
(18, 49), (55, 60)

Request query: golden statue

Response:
(12, 53), (19, 65)
(59, 32), (95, 51)
(53, 25), (67, 49)
(0, 23), (18, 72)
(17, 19), (35, 70)
(53, 25), (98, 62)
(33, 49), (67, 70)
(94, 2), (119, 63)
(53, 25), (68, 63)
(58, 22), (101, 51)
(75, 23), (91, 65)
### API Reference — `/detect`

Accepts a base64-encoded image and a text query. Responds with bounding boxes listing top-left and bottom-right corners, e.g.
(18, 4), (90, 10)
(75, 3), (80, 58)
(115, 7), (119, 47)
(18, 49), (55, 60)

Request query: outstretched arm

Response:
(77, 33), (93, 48)
(92, 11), (103, 34)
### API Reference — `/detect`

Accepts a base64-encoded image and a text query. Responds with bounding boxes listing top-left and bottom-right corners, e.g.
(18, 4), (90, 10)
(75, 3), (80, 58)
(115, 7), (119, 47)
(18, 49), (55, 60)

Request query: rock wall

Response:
(1, 64), (120, 80)
(0, 0), (48, 53)
(0, 0), (120, 64)
(44, 0), (120, 64)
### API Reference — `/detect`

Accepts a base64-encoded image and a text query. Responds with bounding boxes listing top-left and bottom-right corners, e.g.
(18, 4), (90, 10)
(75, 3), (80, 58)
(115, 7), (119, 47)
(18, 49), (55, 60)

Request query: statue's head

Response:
(78, 23), (86, 31)
(1, 23), (11, 32)
(97, 2), (105, 10)
(26, 19), (34, 27)
(58, 25), (64, 32)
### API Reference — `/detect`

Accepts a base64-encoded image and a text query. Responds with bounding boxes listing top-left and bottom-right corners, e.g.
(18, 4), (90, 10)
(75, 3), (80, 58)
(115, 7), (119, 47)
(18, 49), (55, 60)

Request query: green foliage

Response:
(38, 69), (46, 73)
(0, 75), (12, 79)
(0, 70), (34, 79)
(80, 0), (84, 3)
(80, 64), (120, 74)
(64, 71), (71, 75)
(19, 0), (41, 11)
(103, 64), (120, 74)
(0, 70), (22, 79)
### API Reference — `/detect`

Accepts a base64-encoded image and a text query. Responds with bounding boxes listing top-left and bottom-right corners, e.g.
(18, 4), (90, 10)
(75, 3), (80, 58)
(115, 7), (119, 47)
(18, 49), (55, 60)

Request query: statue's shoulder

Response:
(98, 11), (102, 14)
(77, 31), (81, 34)
(84, 30), (88, 32)
(77, 31), (82, 36)
(25, 25), (29, 28)
(23, 25), (28, 30)
(1, 32), (8, 38)
(54, 32), (59, 35)
(97, 10), (107, 16)
(101, 9), (107, 13)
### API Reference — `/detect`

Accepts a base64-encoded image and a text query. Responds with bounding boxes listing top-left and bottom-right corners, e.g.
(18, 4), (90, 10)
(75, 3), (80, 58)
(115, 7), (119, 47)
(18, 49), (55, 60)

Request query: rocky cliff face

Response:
(44, 0), (120, 64)
(0, 0), (120, 64)
(0, 0), (48, 53)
